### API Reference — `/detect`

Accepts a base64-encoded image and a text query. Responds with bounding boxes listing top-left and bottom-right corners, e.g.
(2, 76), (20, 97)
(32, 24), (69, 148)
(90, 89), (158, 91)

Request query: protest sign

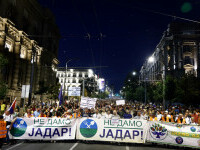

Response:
(76, 118), (147, 143)
(147, 121), (200, 149)
(116, 100), (125, 106)
(80, 97), (97, 109)
(68, 87), (81, 96)
(9, 118), (77, 140)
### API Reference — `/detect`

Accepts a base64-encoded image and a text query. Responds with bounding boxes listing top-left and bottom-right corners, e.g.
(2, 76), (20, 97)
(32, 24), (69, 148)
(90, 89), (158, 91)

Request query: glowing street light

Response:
(132, 71), (136, 76)
(148, 56), (155, 63)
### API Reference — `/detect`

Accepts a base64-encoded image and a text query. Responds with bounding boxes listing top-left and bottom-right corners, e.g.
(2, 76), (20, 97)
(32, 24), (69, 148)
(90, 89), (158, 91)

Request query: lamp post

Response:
(148, 56), (166, 109)
(28, 48), (36, 106)
(63, 59), (73, 99)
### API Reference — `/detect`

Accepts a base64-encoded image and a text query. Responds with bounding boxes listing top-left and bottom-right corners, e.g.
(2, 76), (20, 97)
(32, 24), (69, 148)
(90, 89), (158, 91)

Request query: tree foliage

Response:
(122, 72), (200, 105)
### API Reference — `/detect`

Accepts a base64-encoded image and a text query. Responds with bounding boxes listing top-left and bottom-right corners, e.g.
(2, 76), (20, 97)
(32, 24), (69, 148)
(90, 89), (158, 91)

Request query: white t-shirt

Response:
(93, 113), (102, 119)
(185, 117), (191, 124)
(157, 114), (162, 121)
(3, 113), (14, 128)
(105, 114), (113, 119)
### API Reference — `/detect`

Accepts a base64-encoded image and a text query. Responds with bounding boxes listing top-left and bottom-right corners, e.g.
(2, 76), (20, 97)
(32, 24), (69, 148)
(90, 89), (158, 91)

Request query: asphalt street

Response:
(3, 141), (180, 150)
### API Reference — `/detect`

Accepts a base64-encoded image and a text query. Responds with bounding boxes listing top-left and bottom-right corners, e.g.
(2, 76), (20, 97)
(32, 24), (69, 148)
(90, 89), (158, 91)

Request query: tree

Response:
(133, 86), (145, 102)
(122, 71), (139, 101)
(0, 53), (8, 68)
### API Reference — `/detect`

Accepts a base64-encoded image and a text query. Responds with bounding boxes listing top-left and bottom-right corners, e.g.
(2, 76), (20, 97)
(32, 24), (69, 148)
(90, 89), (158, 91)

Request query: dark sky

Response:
(38, 0), (200, 92)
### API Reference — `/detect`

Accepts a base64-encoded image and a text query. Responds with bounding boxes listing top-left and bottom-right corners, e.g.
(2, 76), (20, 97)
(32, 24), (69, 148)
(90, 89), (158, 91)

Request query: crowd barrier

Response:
(9, 118), (200, 149)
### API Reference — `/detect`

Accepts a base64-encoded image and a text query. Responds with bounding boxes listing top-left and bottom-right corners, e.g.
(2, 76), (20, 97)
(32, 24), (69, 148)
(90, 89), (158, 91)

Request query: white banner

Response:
(68, 87), (81, 96)
(80, 97), (97, 109)
(21, 85), (30, 98)
(147, 121), (200, 149)
(76, 118), (148, 143)
(116, 100), (125, 106)
(9, 118), (77, 140)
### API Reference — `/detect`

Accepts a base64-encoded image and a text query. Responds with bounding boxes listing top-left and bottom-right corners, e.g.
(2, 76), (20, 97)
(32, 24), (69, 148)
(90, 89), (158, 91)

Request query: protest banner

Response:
(147, 121), (200, 149)
(80, 97), (97, 109)
(116, 100), (125, 106)
(9, 118), (77, 140)
(76, 118), (147, 143)
(80, 97), (88, 108)
(68, 87), (81, 96)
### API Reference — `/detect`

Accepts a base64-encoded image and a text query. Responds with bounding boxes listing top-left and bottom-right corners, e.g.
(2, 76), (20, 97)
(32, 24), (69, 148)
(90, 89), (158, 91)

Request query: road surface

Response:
(3, 141), (179, 150)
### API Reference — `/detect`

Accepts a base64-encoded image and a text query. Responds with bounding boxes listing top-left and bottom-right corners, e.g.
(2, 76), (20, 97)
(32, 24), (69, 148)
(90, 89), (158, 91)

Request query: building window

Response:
(20, 48), (26, 59)
(5, 42), (12, 52)
(183, 45), (192, 53)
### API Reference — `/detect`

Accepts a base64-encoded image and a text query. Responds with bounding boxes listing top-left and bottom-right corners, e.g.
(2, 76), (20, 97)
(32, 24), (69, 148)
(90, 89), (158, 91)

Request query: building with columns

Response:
(0, 0), (60, 103)
(140, 22), (200, 82)
(56, 69), (99, 95)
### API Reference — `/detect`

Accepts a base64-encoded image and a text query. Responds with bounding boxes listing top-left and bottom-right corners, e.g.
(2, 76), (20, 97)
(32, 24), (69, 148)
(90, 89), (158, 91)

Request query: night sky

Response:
(38, 0), (200, 92)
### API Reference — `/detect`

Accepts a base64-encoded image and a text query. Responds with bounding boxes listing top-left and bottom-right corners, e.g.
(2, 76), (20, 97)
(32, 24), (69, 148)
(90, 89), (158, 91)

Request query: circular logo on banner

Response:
(10, 118), (27, 137)
(80, 119), (97, 138)
(149, 123), (168, 140)
(175, 137), (183, 144)
(190, 127), (196, 132)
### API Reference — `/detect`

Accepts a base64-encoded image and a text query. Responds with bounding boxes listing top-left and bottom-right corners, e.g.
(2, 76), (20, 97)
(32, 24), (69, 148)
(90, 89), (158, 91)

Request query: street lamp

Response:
(148, 56), (155, 63)
(147, 56), (166, 109)
(132, 71), (136, 76)
(63, 58), (79, 99)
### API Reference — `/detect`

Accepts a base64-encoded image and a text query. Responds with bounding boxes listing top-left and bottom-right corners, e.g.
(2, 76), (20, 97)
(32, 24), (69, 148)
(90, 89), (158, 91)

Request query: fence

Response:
(9, 118), (200, 149)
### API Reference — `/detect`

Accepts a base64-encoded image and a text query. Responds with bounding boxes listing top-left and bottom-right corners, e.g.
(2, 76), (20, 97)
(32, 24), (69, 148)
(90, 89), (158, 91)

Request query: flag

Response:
(8, 98), (16, 114)
(58, 85), (63, 106)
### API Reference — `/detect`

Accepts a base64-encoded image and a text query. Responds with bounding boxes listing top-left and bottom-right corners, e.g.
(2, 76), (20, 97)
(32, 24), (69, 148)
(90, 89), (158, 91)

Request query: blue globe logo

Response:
(190, 127), (196, 132)
(80, 119), (97, 138)
(10, 118), (27, 137)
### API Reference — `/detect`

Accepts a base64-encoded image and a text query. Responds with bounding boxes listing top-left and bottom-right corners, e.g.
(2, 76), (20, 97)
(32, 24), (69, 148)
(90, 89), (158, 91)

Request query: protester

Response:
(33, 107), (40, 117)
(3, 111), (13, 144)
(0, 115), (6, 150)
(0, 102), (6, 115)
(92, 109), (102, 119)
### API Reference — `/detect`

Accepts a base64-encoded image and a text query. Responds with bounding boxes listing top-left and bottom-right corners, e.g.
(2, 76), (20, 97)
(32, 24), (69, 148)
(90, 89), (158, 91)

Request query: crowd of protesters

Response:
(1, 99), (200, 125)
(0, 99), (200, 148)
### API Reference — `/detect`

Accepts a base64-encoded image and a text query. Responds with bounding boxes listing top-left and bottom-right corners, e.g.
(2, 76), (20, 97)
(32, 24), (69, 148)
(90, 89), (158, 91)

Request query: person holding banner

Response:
(111, 110), (120, 119)
(176, 114), (186, 124)
(24, 109), (33, 118)
(0, 115), (6, 150)
(149, 113), (158, 121)
(92, 109), (102, 119)
(105, 110), (112, 119)
(33, 107), (40, 117)
(72, 109), (81, 118)
(3, 111), (13, 144)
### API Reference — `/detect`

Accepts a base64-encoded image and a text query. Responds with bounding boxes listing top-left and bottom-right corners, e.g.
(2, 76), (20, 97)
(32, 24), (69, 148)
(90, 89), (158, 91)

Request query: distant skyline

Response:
(38, 0), (200, 92)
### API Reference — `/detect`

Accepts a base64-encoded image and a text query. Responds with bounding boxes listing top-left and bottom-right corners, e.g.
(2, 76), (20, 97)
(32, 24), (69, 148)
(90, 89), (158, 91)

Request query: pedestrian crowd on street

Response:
(0, 99), (200, 149)
(1, 99), (200, 124)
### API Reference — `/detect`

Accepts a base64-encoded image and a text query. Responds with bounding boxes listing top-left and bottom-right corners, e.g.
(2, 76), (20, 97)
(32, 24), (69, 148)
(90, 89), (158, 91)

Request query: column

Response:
(197, 42), (200, 78)
(12, 36), (21, 89)
(25, 50), (32, 85)
(0, 19), (6, 51)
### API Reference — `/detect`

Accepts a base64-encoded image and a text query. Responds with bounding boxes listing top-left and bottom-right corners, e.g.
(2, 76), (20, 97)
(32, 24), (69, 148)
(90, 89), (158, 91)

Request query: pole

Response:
(63, 63), (67, 100)
(28, 50), (35, 106)
(82, 79), (85, 97)
(144, 79), (147, 104)
(163, 66), (166, 109)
